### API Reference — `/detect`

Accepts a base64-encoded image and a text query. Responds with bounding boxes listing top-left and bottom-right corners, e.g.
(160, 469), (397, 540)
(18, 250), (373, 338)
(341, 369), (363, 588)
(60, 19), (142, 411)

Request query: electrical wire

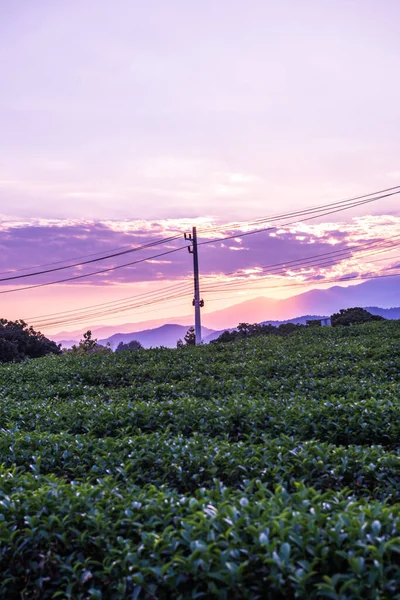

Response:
(30, 238), (400, 330)
(25, 280), (192, 322)
(19, 218), (400, 328)
(29, 283), (193, 328)
(0, 234), (183, 282)
(28, 232), (400, 325)
(202, 252), (400, 294)
(33, 288), (195, 330)
(2, 185), (398, 292)
(198, 191), (400, 246)
(0, 246), (187, 295)
(3, 184), (395, 279)
(2, 184), (399, 331)
(202, 234), (400, 292)
(0, 242), (136, 276)
(196, 184), (400, 235)
(203, 254), (400, 296)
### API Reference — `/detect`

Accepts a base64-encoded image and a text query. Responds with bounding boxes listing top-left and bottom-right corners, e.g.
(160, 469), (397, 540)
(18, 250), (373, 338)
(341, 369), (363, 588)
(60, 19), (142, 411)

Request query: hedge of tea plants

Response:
(0, 321), (400, 598)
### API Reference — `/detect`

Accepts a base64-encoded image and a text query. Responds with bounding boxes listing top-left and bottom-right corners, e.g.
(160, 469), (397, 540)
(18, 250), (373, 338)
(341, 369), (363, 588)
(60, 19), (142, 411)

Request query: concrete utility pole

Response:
(185, 226), (204, 345)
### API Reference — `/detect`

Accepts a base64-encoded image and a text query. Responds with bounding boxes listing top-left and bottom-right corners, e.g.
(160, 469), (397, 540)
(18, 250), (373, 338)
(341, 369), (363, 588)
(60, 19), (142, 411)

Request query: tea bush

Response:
(0, 320), (399, 598)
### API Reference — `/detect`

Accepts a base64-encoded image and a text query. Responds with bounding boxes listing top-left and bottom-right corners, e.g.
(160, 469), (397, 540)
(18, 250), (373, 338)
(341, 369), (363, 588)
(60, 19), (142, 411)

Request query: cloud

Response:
(0, 214), (399, 293)
(0, 160), (266, 221)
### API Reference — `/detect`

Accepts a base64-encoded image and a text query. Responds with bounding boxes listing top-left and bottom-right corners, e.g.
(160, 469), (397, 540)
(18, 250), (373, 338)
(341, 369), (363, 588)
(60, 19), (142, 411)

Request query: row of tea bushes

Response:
(1, 321), (400, 598)
(0, 476), (399, 599)
(0, 432), (399, 500)
(1, 393), (399, 448)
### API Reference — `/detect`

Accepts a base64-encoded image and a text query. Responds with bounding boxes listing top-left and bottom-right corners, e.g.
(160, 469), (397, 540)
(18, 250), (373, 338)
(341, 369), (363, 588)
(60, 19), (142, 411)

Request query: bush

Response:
(69, 330), (112, 355)
(212, 321), (303, 344)
(116, 340), (143, 352)
(0, 319), (61, 363)
(331, 307), (385, 327)
(0, 479), (399, 599)
(0, 319), (399, 598)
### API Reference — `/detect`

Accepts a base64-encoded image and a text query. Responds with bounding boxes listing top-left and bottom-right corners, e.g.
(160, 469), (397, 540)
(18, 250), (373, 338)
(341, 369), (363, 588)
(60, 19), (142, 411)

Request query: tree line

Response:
(208, 307), (384, 345)
(0, 307), (385, 362)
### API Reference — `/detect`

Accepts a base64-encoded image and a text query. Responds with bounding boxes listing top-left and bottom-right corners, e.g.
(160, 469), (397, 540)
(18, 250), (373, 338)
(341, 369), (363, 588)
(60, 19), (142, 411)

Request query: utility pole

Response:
(185, 226), (204, 345)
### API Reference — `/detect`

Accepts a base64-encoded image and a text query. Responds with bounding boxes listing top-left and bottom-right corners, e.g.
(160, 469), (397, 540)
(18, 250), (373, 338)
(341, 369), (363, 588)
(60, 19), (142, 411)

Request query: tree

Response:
(115, 340), (143, 352)
(306, 319), (322, 327)
(331, 307), (385, 327)
(211, 330), (237, 344)
(184, 326), (196, 346)
(212, 321), (303, 344)
(277, 323), (301, 335)
(0, 319), (61, 363)
(0, 337), (19, 362)
(237, 322), (252, 337)
(70, 331), (111, 355)
(177, 327), (196, 348)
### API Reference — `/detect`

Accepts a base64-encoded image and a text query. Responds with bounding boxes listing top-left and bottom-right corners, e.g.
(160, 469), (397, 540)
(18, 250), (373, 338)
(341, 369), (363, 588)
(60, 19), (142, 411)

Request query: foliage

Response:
(0, 320), (399, 597)
(184, 325), (196, 345)
(0, 478), (399, 599)
(306, 319), (322, 327)
(213, 321), (302, 344)
(213, 307), (386, 345)
(331, 307), (385, 327)
(177, 326), (196, 347)
(0, 318), (61, 363)
(0, 431), (398, 500)
(69, 330), (112, 355)
(115, 339), (143, 352)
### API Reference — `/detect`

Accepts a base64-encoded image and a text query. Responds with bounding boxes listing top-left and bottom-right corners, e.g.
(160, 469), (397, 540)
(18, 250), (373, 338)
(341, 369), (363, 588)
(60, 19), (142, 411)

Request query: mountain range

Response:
(99, 325), (215, 350)
(52, 275), (400, 348)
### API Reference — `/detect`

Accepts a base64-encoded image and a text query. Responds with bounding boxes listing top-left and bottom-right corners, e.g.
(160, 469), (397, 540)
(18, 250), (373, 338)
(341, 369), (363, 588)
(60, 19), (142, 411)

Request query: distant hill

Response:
(203, 308), (400, 343)
(365, 306), (400, 320)
(99, 324), (216, 350)
(200, 276), (400, 329)
(58, 306), (400, 350)
(52, 315), (194, 344)
(57, 339), (79, 349)
(203, 315), (329, 343)
(52, 276), (400, 346)
(263, 308), (400, 325)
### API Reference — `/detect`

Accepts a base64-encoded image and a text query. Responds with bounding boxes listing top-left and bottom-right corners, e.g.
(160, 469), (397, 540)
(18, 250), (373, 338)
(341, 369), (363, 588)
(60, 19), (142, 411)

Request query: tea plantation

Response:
(0, 321), (400, 599)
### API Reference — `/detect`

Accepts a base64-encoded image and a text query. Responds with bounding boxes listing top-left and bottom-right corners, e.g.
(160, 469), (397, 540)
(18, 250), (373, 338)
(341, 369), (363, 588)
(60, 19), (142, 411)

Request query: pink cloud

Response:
(0, 215), (399, 293)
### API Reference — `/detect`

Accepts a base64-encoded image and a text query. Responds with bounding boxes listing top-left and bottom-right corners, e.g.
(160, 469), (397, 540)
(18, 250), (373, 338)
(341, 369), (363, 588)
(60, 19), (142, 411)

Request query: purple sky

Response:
(0, 1), (400, 330)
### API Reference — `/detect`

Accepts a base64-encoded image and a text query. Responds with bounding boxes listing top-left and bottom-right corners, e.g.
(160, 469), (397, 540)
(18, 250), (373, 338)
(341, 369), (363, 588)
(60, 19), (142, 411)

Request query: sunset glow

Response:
(1, 1), (400, 337)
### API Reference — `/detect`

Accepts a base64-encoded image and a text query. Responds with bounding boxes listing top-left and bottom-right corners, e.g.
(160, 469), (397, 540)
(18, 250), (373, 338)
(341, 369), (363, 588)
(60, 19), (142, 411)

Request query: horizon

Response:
(1, 1), (400, 334)
(50, 274), (400, 343)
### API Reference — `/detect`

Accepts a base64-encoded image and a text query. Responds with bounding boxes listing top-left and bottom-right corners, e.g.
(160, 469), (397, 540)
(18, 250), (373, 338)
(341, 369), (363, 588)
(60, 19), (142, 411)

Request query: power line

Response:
(198, 191), (400, 246)
(197, 184), (400, 235)
(33, 288), (194, 330)
(1, 185), (397, 292)
(0, 234), (183, 283)
(2, 184), (399, 331)
(2, 184), (397, 281)
(0, 243), (135, 276)
(29, 283), (193, 328)
(203, 254), (400, 296)
(28, 235), (400, 330)
(25, 280), (191, 322)
(202, 234), (400, 292)
(34, 297), (194, 333)
(227, 266), (400, 295)
(203, 251), (400, 295)
(0, 246), (187, 295)
(200, 268), (400, 312)
(44, 257), (400, 332)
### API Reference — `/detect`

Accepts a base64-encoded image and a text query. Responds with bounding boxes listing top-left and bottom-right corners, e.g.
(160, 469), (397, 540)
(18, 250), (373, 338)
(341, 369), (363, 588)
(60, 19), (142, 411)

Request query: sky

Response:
(1, 0), (400, 333)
